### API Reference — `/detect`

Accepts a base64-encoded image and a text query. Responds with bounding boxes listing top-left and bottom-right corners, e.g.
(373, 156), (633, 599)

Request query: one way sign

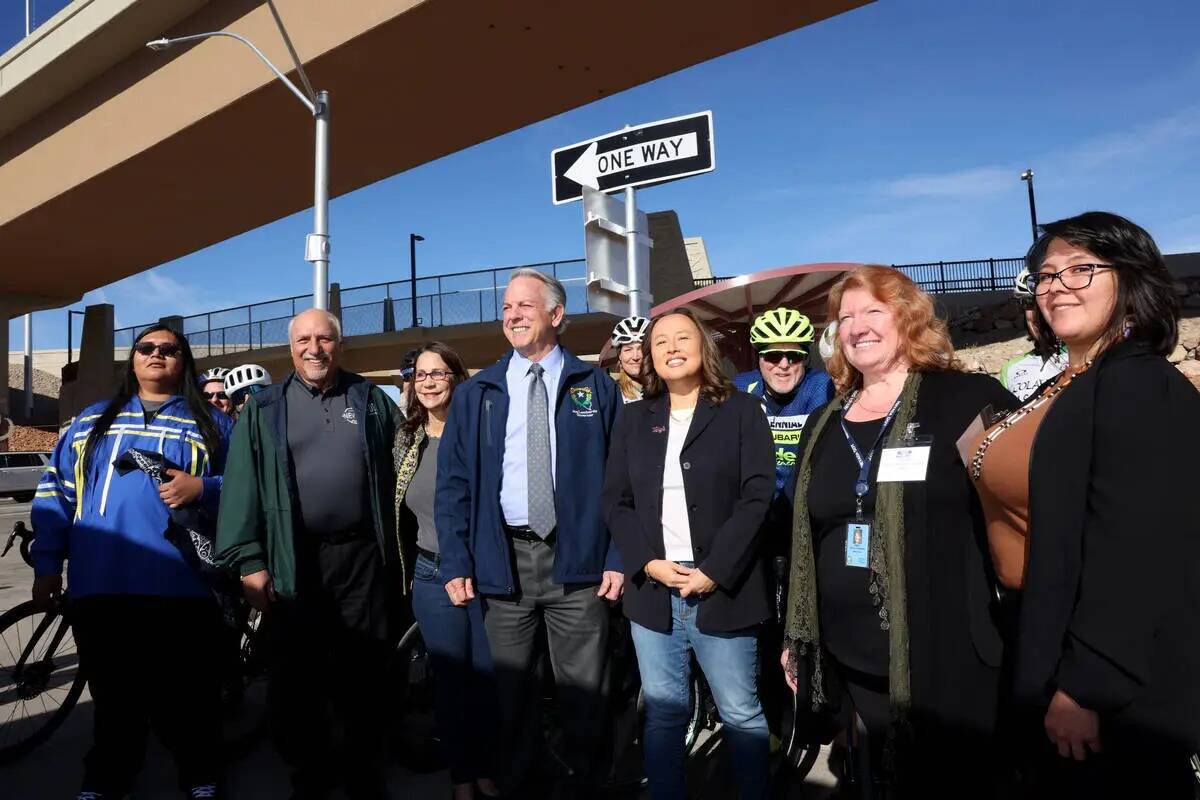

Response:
(551, 111), (714, 204)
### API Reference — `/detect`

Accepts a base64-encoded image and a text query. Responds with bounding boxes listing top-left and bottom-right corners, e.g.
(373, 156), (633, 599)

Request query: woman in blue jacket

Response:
(31, 324), (233, 800)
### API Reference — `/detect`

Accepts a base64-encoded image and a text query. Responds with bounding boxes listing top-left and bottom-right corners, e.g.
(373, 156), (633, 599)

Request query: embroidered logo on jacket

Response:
(570, 386), (596, 417)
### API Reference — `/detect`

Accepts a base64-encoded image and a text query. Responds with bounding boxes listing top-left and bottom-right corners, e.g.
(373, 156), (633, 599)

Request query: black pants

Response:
(482, 534), (610, 792)
(72, 594), (223, 795)
(268, 533), (395, 799)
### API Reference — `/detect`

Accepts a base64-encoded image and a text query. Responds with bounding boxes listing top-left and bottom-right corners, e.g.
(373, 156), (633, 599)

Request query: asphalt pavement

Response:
(0, 498), (837, 798)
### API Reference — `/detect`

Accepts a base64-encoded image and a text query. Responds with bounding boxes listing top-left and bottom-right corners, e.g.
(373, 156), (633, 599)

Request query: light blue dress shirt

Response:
(500, 346), (563, 526)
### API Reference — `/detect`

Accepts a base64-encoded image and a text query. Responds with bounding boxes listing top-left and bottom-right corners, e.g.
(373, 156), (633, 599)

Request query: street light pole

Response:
(310, 90), (331, 310)
(1020, 169), (1038, 243)
(409, 234), (424, 328)
(147, 12), (330, 308)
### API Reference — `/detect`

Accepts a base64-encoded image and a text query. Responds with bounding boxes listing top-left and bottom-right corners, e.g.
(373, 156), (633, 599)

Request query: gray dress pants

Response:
(482, 534), (610, 790)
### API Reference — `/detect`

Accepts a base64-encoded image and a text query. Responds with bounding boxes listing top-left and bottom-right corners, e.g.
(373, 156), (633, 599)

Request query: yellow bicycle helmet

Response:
(749, 308), (815, 350)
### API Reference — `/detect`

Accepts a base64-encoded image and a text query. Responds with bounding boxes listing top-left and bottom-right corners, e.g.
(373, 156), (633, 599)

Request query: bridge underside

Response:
(0, 0), (869, 313)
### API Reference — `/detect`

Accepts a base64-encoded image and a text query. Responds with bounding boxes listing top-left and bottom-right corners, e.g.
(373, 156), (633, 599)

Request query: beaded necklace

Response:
(969, 360), (1092, 481)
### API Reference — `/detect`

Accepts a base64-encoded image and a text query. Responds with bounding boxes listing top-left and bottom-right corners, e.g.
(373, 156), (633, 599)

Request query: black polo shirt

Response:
(286, 372), (368, 536)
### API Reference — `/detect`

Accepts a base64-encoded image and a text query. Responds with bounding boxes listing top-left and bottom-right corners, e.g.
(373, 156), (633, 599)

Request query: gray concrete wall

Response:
(647, 210), (696, 307)
(59, 303), (119, 422)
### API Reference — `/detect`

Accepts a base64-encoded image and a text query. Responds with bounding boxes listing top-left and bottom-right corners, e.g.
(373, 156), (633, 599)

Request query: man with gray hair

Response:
(217, 308), (402, 799)
(437, 269), (623, 798)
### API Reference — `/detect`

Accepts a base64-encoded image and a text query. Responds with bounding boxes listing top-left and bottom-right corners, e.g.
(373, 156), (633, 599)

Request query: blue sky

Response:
(9, 0), (1200, 350)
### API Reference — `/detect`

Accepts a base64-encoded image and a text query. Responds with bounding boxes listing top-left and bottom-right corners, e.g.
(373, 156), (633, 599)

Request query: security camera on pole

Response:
(551, 111), (715, 318)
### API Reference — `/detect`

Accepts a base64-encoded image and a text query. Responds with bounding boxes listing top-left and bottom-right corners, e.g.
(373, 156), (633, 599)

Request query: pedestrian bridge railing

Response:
(108, 256), (1023, 358)
(112, 259), (589, 357)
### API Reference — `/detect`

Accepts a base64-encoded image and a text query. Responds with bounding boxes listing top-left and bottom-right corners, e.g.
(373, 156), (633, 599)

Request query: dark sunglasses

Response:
(133, 342), (182, 358)
(759, 349), (806, 365)
(202, 391), (228, 401)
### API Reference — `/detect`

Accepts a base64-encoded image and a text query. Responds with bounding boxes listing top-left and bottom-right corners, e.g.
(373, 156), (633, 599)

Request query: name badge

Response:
(845, 522), (871, 568)
(877, 442), (932, 482)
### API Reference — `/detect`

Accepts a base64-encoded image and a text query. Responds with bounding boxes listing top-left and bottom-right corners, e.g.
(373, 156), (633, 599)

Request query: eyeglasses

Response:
(201, 391), (228, 401)
(133, 342), (182, 358)
(1025, 264), (1114, 295)
(413, 369), (451, 382)
(759, 350), (806, 365)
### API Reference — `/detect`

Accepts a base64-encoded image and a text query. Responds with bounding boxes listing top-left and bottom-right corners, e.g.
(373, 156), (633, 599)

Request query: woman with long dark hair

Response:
(967, 212), (1200, 796)
(31, 324), (233, 800)
(393, 342), (499, 800)
(603, 308), (776, 799)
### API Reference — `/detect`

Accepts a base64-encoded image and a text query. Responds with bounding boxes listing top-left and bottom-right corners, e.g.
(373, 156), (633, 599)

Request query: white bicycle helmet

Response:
(611, 315), (650, 346)
(224, 364), (272, 402)
(1014, 267), (1034, 299)
(198, 367), (230, 385)
(818, 322), (838, 361)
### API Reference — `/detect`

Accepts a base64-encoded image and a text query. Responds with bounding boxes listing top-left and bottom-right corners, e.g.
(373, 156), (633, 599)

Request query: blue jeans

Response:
(411, 552), (497, 784)
(630, 589), (769, 800)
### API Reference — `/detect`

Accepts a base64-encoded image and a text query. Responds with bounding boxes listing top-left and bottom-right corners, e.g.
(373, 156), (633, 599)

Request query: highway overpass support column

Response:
(60, 304), (116, 423)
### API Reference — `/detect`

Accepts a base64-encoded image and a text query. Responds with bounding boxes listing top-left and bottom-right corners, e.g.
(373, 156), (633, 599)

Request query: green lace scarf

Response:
(784, 371), (922, 726)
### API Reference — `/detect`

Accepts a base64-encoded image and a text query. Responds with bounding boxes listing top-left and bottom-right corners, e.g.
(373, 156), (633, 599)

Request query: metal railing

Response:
(691, 258), (1024, 294)
(106, 256), (1024, 360)
(112, 259), (588, 357)
(1, 1), (72, 55)
(894, 257), (1024, 294)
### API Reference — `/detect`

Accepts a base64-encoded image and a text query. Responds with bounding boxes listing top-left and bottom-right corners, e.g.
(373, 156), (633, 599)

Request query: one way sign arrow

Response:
(551, 111), (714, 204)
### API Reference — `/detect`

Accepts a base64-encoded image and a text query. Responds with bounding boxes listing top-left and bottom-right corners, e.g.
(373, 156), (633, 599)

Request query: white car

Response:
(0, 451), (51, 503)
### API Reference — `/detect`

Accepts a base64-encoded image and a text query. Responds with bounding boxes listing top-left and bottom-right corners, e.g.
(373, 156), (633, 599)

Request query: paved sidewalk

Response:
(0, 499), (836, 799)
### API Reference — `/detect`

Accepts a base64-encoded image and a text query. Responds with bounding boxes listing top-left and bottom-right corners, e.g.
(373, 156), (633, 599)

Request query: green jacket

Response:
(216, 370), (404, 598)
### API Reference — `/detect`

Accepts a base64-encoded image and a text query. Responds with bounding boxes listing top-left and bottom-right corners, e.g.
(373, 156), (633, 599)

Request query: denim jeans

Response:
(411, 551), (497, 784)
(630, 587), (769, 800)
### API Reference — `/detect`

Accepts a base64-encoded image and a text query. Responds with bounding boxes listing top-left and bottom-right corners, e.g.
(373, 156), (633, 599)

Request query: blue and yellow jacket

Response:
(30, 396), (234, 599)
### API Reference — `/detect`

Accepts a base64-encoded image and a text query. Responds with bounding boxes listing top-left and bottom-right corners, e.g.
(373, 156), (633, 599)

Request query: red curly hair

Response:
(825, 265), (959, 394)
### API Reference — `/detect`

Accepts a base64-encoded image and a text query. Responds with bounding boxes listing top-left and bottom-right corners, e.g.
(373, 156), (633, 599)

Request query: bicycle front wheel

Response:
(0, 600), (86, 764)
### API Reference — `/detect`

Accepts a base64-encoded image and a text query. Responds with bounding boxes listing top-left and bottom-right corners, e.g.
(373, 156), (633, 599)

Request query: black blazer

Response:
(788, 370), (1019, 738)
(1019, 340), (1200, 751)
(602, 391), (775, 633)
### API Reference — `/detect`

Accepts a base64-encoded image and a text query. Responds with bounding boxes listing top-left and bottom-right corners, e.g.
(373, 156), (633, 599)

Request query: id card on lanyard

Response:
(839, 395), (901, 568)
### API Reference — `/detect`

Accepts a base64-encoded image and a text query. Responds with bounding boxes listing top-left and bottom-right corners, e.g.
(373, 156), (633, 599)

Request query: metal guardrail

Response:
(112, 259), (589, 357)
(106, 256), (1024, 359)
(693, 257), (1024, 295)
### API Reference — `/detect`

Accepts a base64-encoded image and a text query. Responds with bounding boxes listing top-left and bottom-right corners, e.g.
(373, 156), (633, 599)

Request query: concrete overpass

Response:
(0, 0), (869, 313)
(0, 0), (870, 423)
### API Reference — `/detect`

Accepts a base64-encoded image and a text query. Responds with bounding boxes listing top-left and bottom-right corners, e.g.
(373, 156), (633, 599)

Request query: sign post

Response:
(553, 111), (714, 317)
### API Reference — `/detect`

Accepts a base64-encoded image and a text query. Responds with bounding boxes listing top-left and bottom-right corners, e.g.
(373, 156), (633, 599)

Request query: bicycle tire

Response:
(0, 599), (87, 765)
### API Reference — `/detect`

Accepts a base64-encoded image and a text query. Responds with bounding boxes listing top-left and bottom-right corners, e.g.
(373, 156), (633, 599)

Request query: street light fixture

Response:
(146, 6), (332, 309)
(1020, 169), (1038, 244)
(409, 234), (425, 328)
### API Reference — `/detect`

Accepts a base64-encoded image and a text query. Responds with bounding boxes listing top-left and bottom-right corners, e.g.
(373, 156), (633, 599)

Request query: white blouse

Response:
(661, 406), (695, 562)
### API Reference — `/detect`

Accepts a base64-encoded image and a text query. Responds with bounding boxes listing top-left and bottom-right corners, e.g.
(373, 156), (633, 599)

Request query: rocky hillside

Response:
(954, 309), (1200, 391)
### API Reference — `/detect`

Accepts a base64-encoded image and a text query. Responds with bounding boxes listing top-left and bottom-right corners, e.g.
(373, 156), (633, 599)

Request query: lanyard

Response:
(839, 393), (901, 519)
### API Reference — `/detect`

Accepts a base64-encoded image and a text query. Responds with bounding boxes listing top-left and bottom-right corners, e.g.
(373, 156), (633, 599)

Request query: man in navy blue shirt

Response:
(437, 269), (622, 798)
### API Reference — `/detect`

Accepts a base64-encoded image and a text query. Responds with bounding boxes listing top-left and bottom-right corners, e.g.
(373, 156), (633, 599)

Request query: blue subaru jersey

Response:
(733, 368), (835, 497)
(30, 395), (233, 599)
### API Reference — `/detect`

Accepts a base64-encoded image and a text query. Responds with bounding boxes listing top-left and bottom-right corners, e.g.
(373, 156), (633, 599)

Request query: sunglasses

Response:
(202, 391), (228, 401)
(133, 342), (182, 358)
(759, 349), (806, 365)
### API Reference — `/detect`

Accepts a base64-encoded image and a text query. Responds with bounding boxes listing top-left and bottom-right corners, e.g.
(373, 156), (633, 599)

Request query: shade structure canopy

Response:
(601, 263), (859, 370)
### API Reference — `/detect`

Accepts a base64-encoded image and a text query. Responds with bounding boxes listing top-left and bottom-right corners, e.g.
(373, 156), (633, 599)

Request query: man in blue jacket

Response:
(437, 268), (623, 798)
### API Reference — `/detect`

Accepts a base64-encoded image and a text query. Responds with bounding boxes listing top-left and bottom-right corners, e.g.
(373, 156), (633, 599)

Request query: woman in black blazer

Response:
(967, 212), (1200, 797)
(603, 307), (775, 800)
(781, 265), (1019, 796)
